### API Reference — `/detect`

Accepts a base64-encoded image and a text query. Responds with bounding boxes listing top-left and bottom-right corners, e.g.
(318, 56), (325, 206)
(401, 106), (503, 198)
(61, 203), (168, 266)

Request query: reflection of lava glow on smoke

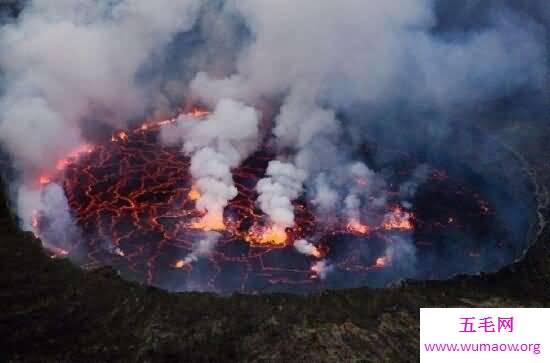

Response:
(174, 260), (186, 269)
(111, 131), (129, 142)
(39, 144), (95, 186)
(187, 186), (200, 201)
(375, 256), (389, 268)
(28, 107), (517, 293)
(310, 247), (322, 258)
(38, 176), (51, 186)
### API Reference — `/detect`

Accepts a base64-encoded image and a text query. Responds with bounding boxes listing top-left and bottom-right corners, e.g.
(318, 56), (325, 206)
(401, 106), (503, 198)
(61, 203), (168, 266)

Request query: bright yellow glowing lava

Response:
(39, 176), (51, 185)
(191, 214), (225, 231)
(260, 228), (287, 244)
(346, 220), (370, 234)
(246, 226), (287, 246)
(375, 256), (389, 267)
(137, 107), (210, 131)
(310, 246), (322, 258)
(55, 144), (94, 171)
(111, 131), (129, 142)
(186, 107), (210, 118)
(188, 186), (200, 201)
(381, 207), (413, 230)
(37, 144), (95, 186)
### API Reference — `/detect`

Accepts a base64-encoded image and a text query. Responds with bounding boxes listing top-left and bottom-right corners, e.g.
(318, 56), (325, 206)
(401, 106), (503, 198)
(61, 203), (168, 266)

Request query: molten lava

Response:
(382, 206), (413, 231)
(38, 176), (51, 186)
(346, 220), (370, 235)
(191, 214), (226, 231)
(375, 256), (389, 268)
(28, 106), (511, 292)
(111, 131), (129, 142)
(185, 107), (210, 118)
(174, 260), (186, 269)
(187, 186), (200, 201)
(38, 143), (95, 187)
(246, 225), (288, 246)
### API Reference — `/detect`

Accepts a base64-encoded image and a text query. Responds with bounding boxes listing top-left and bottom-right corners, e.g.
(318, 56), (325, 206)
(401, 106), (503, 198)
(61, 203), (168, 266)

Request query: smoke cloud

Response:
(0, 0), (210, 264)
(0, 0), (546, 289)
(293, 239), (320, 257)
(256, 160), (307, 231)
(191, 0), (544, 262)
(0, 0), (201, 171)
(162, 98), (259, 228)
(311, 259), (334, 280)
(193, 1), (545, 108)
(17, 183), (80, 253)
(182, 231), (221, 265)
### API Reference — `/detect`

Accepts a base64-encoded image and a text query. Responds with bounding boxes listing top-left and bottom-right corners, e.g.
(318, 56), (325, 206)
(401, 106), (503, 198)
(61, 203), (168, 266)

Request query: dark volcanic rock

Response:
(0, 121), (548, 363)
(0, 3), (548, 361)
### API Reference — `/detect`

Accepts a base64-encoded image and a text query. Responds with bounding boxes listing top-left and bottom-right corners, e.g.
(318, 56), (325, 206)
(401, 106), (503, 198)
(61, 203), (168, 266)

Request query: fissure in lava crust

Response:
(32, 116), (521, 293)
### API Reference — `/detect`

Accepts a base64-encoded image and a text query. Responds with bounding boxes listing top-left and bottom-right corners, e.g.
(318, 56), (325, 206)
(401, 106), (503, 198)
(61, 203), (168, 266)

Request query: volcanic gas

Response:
(0, 0), (543, 297)
(25, 108), (534, 294)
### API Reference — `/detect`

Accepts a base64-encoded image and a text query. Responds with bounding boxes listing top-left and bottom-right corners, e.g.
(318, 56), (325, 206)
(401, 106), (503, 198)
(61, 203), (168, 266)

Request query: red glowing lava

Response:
(381, 206), (413, 231)
(346, 220), (370, 235)
(28, 106), (506, 293)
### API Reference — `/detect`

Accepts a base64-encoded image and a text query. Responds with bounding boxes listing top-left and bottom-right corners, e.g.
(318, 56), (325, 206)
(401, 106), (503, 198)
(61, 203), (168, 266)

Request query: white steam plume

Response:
(182, 231), (221, 265)
(256, 160), (306, 231)
(0, 0), (201, 171)
(0, 0), (203, 251)
(344, 194), (362, 226)
(193, 1), (544, 110)
(255, 87), (341, 232)
(0, 0), (545, 284)
(17, 183), (80, 253)
(311, 259), (334, 280)
(311, 161), (386, 225)
(293, 239), (320, 257)
(190, 0), (544, 231)
(162, 98), (259, 228)
(399, 164), (431, 208)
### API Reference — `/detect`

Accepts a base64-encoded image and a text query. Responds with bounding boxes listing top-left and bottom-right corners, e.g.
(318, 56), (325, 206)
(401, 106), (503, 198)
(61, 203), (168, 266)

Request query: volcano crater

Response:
(31, 123), (538, 294)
